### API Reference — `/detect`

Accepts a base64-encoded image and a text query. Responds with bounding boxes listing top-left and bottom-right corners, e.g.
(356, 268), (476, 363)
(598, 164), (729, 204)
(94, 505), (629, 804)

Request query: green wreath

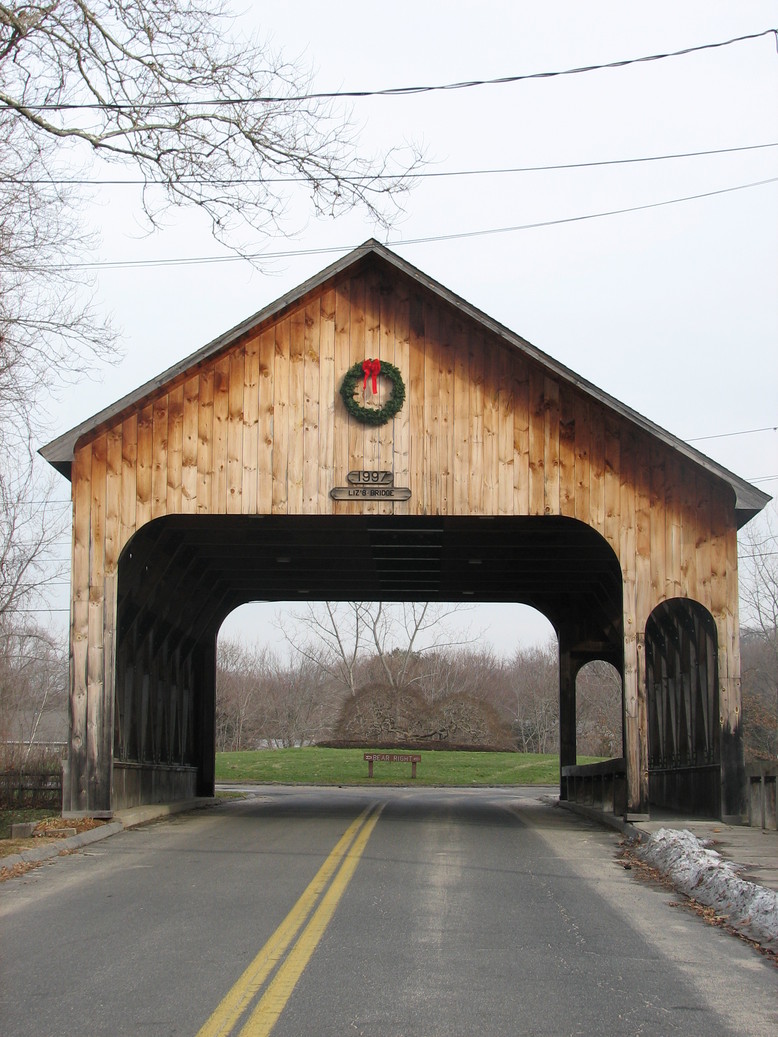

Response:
(339, 359), (406, 426)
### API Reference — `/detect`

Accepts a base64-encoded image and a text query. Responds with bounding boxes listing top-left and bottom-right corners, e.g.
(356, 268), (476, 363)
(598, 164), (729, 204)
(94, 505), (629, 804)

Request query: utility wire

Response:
(13, 141), (778, 187)
(55, 173), (778, 271)
(688, 425), (777, 442)
(4, 29), (776, 111)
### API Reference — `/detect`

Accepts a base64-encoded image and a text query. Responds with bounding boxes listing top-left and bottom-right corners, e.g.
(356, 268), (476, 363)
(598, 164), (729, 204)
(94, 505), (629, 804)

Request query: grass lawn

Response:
(215, 747), (602, 786)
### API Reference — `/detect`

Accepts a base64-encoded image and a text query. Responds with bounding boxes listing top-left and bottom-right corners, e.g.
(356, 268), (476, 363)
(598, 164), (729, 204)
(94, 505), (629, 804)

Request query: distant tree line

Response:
(215, 617), (626, 758)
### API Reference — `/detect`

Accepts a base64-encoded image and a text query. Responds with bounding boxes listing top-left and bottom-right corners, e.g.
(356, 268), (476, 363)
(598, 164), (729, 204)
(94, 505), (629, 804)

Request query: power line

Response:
(13, 608), (70, 614)
(12, 141), (778, 187)
(688, 425), (777, 442)
(3, 29), (776, 111)
(56, 173), (778, 272)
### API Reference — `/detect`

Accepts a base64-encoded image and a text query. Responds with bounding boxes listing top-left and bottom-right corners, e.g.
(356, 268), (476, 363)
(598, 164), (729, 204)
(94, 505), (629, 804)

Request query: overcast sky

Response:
(38, 1), (777, 653)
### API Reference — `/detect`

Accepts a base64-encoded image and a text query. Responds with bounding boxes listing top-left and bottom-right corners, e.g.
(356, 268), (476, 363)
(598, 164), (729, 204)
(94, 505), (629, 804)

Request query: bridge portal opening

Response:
(112, 514), (623, 805)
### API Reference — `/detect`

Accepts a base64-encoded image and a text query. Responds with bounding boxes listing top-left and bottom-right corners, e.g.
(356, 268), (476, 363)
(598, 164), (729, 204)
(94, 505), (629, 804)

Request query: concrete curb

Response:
(1, 798), (217, 875)
(557, 798), (643, 840)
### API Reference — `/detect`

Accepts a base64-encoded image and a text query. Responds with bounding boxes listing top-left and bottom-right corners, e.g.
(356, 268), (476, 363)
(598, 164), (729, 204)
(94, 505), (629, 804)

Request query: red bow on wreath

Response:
(362, 358), (381, 394)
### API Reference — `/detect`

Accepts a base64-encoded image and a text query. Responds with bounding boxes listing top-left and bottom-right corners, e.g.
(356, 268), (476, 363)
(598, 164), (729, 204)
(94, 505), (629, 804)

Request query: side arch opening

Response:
(575, 660), (623, 759)
(645, 598), (720, 817)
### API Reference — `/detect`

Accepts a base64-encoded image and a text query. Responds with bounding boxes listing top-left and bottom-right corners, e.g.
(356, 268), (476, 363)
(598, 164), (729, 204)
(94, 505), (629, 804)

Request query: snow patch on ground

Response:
(635, 828), (778, 952)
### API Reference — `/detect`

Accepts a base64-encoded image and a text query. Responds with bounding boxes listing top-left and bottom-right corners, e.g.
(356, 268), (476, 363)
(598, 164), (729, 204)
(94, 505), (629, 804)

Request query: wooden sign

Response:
(330, 470), (411, 501)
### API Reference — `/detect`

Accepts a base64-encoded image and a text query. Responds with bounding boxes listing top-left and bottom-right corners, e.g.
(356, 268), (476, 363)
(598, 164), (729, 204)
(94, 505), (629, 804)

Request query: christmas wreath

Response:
(339, 359), (406, 426)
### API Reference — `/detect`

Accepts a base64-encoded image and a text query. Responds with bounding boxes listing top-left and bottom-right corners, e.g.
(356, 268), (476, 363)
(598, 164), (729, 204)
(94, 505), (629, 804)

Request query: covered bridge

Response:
(41, 241), (769, 821)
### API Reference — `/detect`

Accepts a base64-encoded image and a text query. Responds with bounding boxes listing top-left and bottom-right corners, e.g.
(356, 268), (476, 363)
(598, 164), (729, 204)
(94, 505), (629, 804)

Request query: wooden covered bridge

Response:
(41, 241), (769, 821)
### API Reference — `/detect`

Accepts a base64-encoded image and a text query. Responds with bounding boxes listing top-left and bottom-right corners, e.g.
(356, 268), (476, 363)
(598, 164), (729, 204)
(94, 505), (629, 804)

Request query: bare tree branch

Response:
(0, 1), (423, 252)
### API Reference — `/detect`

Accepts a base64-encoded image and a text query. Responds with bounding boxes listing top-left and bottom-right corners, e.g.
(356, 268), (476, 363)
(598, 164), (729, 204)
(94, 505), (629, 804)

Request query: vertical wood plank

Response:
(634, 438), (652, 630)
(481, 336), (497, 515)
(362, 270), (381, 514)
(257, 327), (274, 513)
(319, 288), (336, 513)
(119, 415), (138, 551)
(678, 466), (698, 599)
(197, 369), (214, 515)
(392, 275), (411, 514)
(302, 300), (321, 513)
(166, 383), (184, 515)
(423, 299), (441, 513)
(588, 403), (606, 536)
(242, 336), (259, 515)
(69, 443), (92, 810)
(136, 404), (153, 528)
(212, 355), (230, 514)
(438, 308), (455, 514)
(558, 382), (576, 518)
(543, 375), (561, 516)
(363, 271), (381, 514)
(512, 356), (530, 515)
(496, 344), (514, 517)
(694, 471), (713, 608)
(665, 452), (681, 599)
(452, 317), (470, 514)
(333, 279), (352, 513)
(226, 346), (245, 514)
(104, 426), (122, 579)
(527, 365), (545, 516)
(572, 394), (590, 523)
(272, 317), (290, 513)
(378, 274), (397, 516)
(408, 289), (426, 511)
(467, 327), (484, 515)
(620, 427), (638, 668)
(649, 445), (667, 605)
(603, 415), (621, 554)
(347, 277), (366, 507)
(151, 395), (169, 520)
(288, 307), (306, 514)
(181, 375), (199, 514)
(87, 434), (107, 806)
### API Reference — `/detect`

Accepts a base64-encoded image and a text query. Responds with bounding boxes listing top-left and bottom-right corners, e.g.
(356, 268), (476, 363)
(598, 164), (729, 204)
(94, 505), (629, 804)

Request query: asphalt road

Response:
(1, 787), (775, 1037)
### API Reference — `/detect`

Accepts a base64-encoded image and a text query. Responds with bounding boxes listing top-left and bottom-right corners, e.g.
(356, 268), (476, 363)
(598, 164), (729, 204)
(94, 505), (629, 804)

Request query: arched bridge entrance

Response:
(41, 241), (769, 822)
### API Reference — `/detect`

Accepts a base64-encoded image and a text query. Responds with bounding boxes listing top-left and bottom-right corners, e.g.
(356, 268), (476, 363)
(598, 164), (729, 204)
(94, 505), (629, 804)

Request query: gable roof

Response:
(40, 239), (770, 526)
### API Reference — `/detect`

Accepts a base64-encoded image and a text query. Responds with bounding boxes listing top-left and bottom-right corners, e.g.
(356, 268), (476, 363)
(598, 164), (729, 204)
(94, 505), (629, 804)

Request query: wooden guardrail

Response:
(746, 763), (777, 830)
(560, 758), (627, 816)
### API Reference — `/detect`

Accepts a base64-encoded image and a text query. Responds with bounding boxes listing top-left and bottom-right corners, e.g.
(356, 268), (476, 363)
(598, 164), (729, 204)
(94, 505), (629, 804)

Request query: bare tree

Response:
(575, 660), (622, 758)
(501, 643), (559, 753)
(216, 637), (337, 751)
(0, 2), (420, 253)
(739, 508), (778, 663)
(288, 601), (475, 698)
(0, 617), (67, 769)
(215, 638), (264, 751)
(0, 451), (68, 622)
(260, 657), (336, 748)
(739, 507), (778, 760)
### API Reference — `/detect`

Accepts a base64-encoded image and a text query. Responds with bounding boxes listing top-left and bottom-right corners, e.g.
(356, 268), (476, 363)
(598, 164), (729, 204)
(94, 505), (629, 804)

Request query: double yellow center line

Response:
(197, 802), (384, 1037)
